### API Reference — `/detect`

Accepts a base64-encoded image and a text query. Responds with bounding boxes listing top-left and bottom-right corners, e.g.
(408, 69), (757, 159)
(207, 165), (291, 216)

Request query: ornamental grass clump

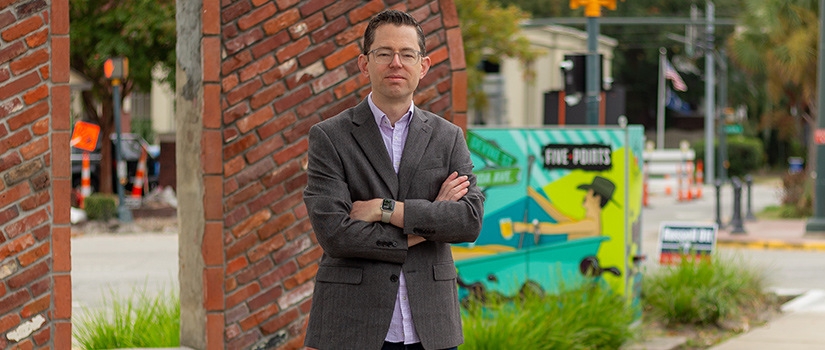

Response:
(461, 281), (636, 350)
(74, 286), (179, 349)
(643, 255), (769, 326)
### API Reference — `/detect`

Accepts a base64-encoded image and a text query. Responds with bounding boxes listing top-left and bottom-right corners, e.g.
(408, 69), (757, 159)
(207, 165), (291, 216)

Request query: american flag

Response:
(664, 59), (687, 92)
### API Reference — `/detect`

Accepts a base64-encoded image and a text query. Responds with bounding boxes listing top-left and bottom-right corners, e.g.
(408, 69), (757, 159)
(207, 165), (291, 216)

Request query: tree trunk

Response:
(99, 100), (115, 194)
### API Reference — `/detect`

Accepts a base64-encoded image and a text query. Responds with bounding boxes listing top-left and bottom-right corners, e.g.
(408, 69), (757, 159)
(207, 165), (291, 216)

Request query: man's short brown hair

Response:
(362, 10), (426, 55)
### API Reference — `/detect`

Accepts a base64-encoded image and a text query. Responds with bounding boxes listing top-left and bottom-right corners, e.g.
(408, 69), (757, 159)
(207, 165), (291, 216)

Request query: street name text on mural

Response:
(542, 144), (612, 171)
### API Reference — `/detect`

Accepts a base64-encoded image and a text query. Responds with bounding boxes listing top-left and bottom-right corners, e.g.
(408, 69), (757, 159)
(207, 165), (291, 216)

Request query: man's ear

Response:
(358, 54), (369, 76)
(419, 55), (431, 78)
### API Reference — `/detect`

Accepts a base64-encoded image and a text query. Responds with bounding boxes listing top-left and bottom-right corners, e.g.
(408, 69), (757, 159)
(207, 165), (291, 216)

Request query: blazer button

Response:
(390, 275), (399, 282)
(391, 241), (398, 247)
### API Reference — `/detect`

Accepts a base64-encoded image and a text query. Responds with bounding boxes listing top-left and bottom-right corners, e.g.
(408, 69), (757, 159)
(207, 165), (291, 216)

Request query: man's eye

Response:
(376, 52), (391, 58)
(402, 53), (416, 59)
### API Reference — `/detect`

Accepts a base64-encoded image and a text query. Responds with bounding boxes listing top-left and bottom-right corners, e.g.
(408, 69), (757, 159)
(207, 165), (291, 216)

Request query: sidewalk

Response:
(710, 289), (825, 350)
(710, 218), (825, 349)
(716, 219), (825, 251)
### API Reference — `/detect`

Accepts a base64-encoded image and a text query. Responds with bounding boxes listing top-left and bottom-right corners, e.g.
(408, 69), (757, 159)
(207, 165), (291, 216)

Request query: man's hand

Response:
(350, 198), (382, 222)
(435, 171), (470, 202)
(407, 234), (426, 247)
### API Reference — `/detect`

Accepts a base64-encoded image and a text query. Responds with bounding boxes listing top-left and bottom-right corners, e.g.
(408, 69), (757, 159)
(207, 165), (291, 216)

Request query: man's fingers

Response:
(436, 172), (470, 202)
(451, 187), (468, 201)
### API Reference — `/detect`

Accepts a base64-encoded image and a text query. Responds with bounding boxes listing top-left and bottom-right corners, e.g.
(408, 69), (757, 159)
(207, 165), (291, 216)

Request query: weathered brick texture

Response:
(1, 0), (71, 348)
(198, 0), (468, 348)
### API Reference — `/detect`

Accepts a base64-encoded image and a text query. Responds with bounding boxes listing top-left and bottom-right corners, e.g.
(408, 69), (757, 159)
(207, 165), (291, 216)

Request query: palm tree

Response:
(728, 0), (819, 167)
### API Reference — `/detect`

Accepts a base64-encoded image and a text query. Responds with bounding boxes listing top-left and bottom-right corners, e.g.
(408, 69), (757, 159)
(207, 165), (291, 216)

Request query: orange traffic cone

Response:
(80, 152), (91, 208)
(677, 163), (686, 201)
(694, 160), (704, 198)
(664, 173), (672, 196)
(131, 148), (148, 201)
(686, 160), (694, 200)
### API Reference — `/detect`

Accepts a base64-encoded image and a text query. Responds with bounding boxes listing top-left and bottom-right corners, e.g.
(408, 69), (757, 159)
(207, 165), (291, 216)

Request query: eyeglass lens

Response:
(371, 49), (420, 65)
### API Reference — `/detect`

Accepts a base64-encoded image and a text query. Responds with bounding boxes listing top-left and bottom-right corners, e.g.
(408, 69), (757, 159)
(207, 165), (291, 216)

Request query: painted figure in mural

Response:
(503, 175), (617, 241)
(302, 10), (485, 350)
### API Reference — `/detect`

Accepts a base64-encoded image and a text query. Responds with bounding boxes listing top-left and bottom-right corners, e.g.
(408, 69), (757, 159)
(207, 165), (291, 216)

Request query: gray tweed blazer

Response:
(302, 98), (484, 350)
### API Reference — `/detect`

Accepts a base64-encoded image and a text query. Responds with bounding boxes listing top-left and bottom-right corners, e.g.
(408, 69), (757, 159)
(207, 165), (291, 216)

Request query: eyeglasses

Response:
(367, 48), (423, 66)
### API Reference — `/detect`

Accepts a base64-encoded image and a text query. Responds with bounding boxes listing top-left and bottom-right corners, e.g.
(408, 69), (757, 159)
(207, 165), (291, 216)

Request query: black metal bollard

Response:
(715, 179), (723, 229)
(745, 175), (756, 221)
(729, 177), (746, 234)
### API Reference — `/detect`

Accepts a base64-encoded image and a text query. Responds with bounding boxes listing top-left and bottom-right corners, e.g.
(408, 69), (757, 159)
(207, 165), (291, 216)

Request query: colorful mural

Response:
(453, 127), (645, 303)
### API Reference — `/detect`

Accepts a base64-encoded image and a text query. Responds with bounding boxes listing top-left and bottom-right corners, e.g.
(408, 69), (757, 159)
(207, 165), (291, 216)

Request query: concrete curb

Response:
(716, 240), (825, 251)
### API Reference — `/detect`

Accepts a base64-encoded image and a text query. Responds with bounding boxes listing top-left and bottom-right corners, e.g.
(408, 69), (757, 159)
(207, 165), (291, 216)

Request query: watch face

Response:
(382, 199), (395, 211)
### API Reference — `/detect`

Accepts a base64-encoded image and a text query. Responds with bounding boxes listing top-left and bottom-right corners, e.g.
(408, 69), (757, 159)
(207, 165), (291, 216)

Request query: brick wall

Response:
(201, 0), (467, 348)
(0, 0), (71, 348)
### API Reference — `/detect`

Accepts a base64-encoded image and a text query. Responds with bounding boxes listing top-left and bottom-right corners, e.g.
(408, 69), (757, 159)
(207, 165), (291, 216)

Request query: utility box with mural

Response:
(452, 126), (645, 305)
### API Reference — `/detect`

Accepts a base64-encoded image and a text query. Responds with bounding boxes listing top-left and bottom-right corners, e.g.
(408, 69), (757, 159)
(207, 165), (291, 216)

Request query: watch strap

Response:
(381, 210), (392, 223)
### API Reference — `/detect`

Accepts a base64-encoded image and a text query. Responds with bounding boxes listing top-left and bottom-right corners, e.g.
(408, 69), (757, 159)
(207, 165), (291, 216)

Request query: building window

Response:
(473, 59), (505, 126)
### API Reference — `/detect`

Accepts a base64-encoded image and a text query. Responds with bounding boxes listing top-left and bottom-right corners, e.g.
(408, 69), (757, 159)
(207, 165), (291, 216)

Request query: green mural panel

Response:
(455, 126), (645, 305)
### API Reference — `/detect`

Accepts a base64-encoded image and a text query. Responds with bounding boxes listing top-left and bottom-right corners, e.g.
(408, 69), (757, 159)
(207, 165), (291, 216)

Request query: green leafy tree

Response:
(728, 0), (818, 167)
(455, 0), (541, 111)
(70, 0), (175, 194)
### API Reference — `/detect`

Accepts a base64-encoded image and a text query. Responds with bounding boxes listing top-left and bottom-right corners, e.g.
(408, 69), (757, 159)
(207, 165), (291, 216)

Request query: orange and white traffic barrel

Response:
(80, 152), (91, 208)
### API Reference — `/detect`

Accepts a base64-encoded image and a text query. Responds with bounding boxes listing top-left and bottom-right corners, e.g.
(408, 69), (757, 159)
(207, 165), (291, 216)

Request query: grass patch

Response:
(74, 286), (179, 349)
(461, 281), (636, 349)
(759, 204), (809, 219)
(643, 256), (768, 326)
(641, 255), (779, 347)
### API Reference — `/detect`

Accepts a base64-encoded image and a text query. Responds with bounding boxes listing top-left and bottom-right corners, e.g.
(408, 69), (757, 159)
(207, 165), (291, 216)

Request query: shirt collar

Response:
(368, 93), (414, 129)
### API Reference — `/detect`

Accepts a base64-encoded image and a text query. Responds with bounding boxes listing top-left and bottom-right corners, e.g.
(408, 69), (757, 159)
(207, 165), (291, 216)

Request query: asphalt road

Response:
(71, 232), (178, 319)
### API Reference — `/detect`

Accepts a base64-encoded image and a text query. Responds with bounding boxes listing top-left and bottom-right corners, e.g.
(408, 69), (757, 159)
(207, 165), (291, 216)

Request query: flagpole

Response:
(657, 47), (666, 149)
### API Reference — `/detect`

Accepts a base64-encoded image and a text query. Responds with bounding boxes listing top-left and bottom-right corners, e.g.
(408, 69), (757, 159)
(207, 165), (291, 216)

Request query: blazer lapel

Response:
(351, 100), (399, 197)
(397, 108), (433, 200)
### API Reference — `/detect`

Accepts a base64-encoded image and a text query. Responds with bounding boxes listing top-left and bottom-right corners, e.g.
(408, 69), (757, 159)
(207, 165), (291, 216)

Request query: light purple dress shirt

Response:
(367, 94), (421, 345)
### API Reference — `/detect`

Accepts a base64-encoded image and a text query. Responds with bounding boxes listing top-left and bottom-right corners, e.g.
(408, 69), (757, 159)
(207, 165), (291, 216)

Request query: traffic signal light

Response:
(560, 54), (606, 96)
(561, 55), (586, 95)
(104, 57), (129, 80)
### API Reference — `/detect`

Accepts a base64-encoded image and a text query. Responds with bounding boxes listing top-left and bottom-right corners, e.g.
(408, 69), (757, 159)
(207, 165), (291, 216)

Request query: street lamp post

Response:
(806, 0), (825, 233)
(570, 0), (621, 125)
(104, 57), (132, 223)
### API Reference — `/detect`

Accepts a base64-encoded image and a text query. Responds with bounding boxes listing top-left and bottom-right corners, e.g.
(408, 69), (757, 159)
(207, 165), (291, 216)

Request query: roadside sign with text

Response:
(658, 222), (717, 264)
(70, 121), (101, 152)
(724, 124), (743, 135)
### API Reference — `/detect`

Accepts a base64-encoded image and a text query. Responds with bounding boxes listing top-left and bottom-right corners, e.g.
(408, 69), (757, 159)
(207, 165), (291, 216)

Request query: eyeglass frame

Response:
(366, 48), (424, 66)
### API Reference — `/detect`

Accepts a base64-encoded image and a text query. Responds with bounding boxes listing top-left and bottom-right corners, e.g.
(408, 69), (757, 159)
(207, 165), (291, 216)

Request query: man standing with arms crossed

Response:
(302, 10), (484, 350)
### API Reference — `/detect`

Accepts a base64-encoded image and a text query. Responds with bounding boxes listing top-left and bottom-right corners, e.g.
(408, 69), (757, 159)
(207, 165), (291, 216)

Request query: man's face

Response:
(583, 189), (601, 210)
(358, 24), (430, 104)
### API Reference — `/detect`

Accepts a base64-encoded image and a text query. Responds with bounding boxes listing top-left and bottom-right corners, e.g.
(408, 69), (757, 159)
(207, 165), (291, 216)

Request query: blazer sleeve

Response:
(303, 124), (408, 264)
(403, 126), (484, 244)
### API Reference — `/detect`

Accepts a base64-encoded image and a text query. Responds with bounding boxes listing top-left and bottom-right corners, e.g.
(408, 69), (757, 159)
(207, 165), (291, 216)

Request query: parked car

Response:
(71, 133), (160, 194)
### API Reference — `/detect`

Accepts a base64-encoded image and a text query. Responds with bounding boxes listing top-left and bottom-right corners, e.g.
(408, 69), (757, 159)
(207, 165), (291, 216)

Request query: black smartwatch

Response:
(381, 199), (395, 223)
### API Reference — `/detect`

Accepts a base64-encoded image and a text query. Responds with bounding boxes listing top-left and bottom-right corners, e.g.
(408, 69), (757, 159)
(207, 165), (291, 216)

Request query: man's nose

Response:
(389, 53), (404, 67)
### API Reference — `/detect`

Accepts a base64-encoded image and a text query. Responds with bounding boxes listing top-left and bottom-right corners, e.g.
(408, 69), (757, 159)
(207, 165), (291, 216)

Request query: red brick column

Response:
(0, 0), (71, 348)
(195, 0), (467, 348)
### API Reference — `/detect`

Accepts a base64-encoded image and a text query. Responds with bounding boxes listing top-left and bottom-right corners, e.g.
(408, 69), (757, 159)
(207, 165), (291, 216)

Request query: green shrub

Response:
(643, 256), (768, 326)
(694, 136), (765, 177)
(74, 286), (179, 349)
(84, 194), (117, 221)
(461, 281), (636, 350)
